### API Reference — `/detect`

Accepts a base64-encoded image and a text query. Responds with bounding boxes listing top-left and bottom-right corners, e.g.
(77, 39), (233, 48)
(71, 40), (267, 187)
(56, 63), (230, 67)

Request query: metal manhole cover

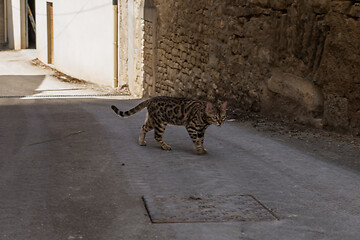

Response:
(143, 194), (278, 223)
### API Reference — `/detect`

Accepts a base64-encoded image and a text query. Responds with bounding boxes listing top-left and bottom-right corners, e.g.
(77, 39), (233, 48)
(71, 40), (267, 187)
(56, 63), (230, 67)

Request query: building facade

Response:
(2, 0), (149, 96)
(4, 0), (360, 134)
(35, 0), (147, 96)
(35, 0), (117, 89)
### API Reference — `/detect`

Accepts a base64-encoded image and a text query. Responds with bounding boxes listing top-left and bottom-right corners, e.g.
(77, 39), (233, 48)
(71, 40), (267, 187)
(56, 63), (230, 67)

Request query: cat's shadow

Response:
(138, 140), (217, 160)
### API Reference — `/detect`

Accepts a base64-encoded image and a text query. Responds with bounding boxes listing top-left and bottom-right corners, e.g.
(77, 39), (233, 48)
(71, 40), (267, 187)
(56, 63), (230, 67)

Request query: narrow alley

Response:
(1, 51), (360, 240)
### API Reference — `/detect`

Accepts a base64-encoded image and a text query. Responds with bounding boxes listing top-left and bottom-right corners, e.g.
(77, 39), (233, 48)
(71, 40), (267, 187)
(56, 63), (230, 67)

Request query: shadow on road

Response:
(0, 75), (45, 97)
(0, 100), (123, 239)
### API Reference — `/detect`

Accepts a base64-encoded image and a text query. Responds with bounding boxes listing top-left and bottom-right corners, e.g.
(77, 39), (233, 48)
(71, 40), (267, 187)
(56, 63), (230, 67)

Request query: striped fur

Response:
(111, 100), (149, 117)
(111, 96), (227, 154)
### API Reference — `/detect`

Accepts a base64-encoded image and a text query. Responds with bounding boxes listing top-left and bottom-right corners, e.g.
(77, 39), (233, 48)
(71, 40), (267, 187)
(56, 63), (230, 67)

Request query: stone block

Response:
(249, 0), (269, 8)
(269, 0), (288, 10)
(267, 71), (324, 112)
(311, 0), (331, 14)
(330, 1), (353, 15)
(323, 95), (349, 130)
(349, 4), (360, 18)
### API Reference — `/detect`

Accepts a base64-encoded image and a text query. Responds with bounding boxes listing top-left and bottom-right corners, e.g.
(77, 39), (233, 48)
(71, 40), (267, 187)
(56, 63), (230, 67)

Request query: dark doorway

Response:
(27, 0), (36, 49)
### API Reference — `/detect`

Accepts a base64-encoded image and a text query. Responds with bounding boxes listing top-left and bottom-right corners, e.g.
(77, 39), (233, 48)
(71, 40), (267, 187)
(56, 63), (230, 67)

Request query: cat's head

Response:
(205, 102), (227, 126)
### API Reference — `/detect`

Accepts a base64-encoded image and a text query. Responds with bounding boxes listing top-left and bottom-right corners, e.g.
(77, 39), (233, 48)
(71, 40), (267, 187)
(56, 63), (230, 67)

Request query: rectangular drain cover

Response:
(143, 194), (277, 223)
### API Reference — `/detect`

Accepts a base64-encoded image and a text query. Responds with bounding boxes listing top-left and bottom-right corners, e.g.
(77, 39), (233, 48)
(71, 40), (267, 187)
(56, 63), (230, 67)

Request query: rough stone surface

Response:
(267, 72), (323, 113)
(265, 71), (324, 127)
(143, 20), (154, 96)
(142, 0), (360, 134)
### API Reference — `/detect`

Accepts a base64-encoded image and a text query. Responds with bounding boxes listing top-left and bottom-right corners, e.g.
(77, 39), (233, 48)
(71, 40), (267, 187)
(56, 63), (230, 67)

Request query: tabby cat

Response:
(111, 96), (227, 154)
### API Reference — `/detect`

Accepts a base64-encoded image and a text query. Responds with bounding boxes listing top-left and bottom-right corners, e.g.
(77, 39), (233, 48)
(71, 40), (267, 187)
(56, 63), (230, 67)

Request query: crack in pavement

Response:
(27, 130), (85, 146)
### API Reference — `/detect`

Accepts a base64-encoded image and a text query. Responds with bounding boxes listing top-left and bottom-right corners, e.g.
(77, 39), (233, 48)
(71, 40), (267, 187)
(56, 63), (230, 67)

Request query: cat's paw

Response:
(196, 148), (207, 155)
(161, 144), (172, 151)
(139, 140), (147, 146)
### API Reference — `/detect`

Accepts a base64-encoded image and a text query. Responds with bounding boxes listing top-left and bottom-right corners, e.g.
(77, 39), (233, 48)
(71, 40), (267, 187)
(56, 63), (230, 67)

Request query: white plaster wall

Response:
(7, 0), (21, 49)
(35, 0), (46, 60)
(36, 0), (114, 87)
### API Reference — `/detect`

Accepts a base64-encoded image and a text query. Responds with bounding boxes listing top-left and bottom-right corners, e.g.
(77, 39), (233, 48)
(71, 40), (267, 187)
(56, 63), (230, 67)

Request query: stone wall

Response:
(143, 0), (157, 96)
(143, 20), (154, 96)
(146, 0), (360, 134)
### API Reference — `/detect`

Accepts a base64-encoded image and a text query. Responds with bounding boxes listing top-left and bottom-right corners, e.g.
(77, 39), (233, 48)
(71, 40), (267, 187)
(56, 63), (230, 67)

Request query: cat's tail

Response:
(111, 100), (149, 117)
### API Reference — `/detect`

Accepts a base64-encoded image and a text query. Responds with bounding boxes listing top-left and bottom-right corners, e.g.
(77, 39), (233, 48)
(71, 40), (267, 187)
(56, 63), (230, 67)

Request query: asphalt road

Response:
(1, 51), (360, 240)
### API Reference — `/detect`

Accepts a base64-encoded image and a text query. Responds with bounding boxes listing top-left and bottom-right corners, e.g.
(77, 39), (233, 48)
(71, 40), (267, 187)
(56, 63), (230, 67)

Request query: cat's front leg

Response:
(186, 126), (207, 154)
(195, 146), (207, 155)
(154, 123), (172, 151)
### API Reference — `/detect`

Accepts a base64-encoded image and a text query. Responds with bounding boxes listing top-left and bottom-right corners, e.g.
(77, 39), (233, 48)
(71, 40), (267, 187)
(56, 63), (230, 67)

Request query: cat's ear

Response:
(206, 102), (214, 113)
(220, 101), (227, 113)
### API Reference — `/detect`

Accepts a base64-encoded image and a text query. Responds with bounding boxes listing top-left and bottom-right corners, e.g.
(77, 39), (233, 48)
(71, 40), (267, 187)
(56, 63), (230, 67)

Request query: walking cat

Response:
(111, 96), (227, 154)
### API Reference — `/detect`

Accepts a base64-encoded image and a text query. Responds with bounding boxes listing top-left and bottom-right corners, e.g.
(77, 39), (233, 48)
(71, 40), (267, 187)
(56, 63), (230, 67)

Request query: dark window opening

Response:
(27, 0), (36, 49)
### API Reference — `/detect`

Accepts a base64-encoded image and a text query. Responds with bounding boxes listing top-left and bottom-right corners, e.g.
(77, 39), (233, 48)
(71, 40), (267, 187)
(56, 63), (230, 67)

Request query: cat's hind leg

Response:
(139, 113), (153, 146)
(154, 123), (171, 150)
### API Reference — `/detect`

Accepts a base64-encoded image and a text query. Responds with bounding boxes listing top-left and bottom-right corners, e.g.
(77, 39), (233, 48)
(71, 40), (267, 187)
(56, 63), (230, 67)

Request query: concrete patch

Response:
(143, 194), (278, 223)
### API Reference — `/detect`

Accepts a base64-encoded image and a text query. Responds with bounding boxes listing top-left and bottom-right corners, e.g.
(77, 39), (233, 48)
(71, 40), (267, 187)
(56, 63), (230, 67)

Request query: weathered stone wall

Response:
(143, 0), (157, 96)
(147, 0), (360, 134)
(143, 20), (154, 96)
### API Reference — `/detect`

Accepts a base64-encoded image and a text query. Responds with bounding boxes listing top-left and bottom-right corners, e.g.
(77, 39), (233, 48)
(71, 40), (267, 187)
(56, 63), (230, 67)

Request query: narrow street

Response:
(1, 51), (360, 240)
